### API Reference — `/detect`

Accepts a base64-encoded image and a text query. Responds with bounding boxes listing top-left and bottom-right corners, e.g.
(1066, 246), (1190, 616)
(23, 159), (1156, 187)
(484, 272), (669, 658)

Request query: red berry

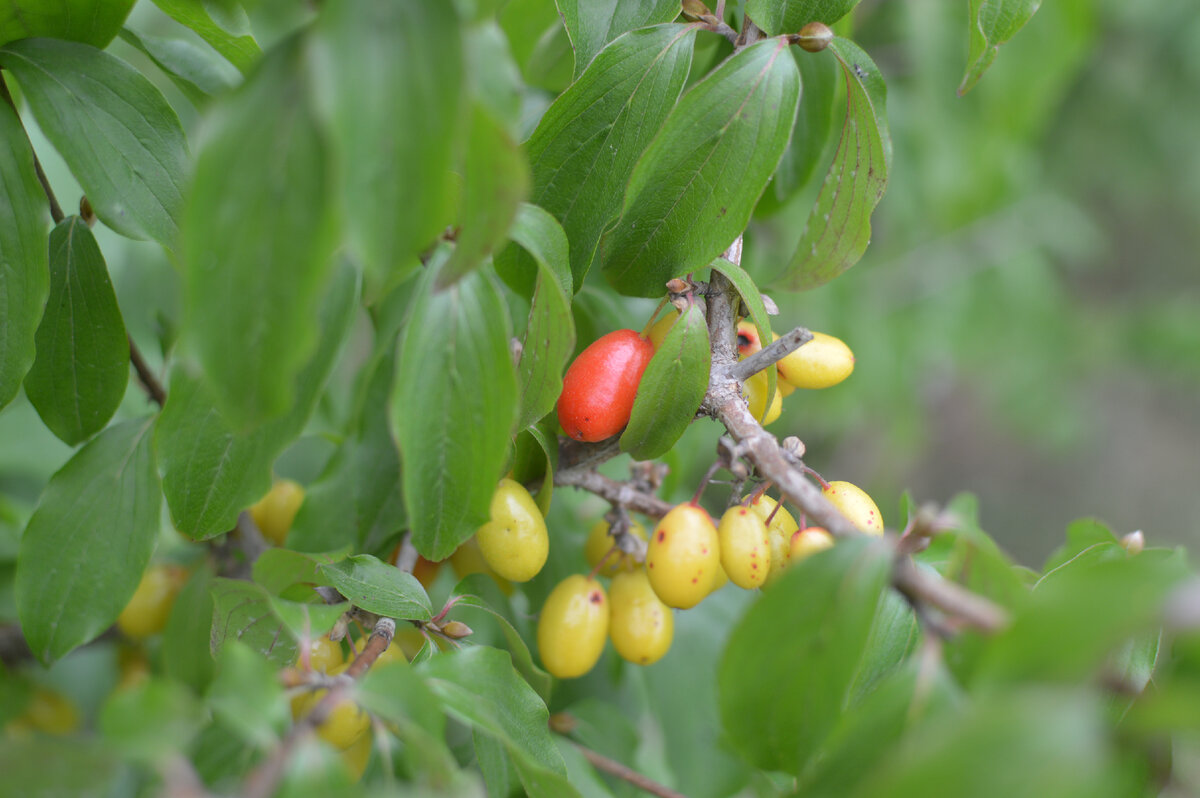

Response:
(557, 329), (655, 442)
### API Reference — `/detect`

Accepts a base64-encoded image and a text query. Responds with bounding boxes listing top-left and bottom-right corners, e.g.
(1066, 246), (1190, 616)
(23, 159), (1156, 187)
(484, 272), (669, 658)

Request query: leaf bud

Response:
(796, 22), (833, 53)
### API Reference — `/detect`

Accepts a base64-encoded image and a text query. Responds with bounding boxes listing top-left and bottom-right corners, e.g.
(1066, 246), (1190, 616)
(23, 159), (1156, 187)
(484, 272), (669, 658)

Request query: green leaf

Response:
(392, 264), (517, 561)
(620, 301), (709, 459)
(314, 0), (462, 287)
(0, 38), (188, 249)
(251, 548), (342, 596)
(558, 0), (684, 77)
(150, 0), (261, 75)
(710, 256), (776, 404)
(117, 27), (240, 106)
(718, 537), (892, 774)
(847, 589), (921, 705)
(959, 0), (1042, 95)
(421, 646), (579, 798)
(0, 737), (120, 798)
(511, 417), (557, 516)
(157, 263), (358, 540)
(1042, 517), (1117, 573)
(0, 94), (49, 410)
(16, 417), (159, 664)
(210, 578), (298, 666)
(99, 678), (205, 762)
(504, 204), (575, 430)
(24, 217), (129, 446)
(268, 597), (349, 645)
(320, 554), (433, 622)
(438, 104), (531, 288)
(747, 0), (861, 36)
(450, 574), (552, 699)
(766, 47), (839, 205)
(289, 357), (405, 554)
(0, 0), (135, 48)
(602, 37), (801, 297)
(207, 640), (288, 747)
(775, 38), (891, 291)
(357, 662), (457, 781)
(522, 24), (696, 289)
(182, 35), (338, 429)
(162, 563), (216, 692)
(849, 689), (1125, 798)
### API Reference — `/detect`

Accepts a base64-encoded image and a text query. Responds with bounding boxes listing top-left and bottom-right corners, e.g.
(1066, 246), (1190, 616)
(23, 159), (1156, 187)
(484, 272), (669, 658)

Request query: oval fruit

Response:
(645, 503), (720, 609)
(449, 535), (513, 594)
(301, 635), (345, 673)
(776, 331), (854, 390)
(6, 686), (80, 736)
(790, 526), (835, 562)
(293, 664), (371, 750)
(584, 518), (647, 576)
(340, 729), (372, 781)
(743, 370), (783, 425)
(822, 480), (884, 534)
(476, 478), (549, 582)
(557, 329), (655, 442)
(646, 310), (679, 349)
(717, 506), (771, 589)
(745, 495), (798, 587)
(609, 568), (674, 665)
(116, 564), (186, 639)
(736, 320), (763, 358)
(537, 575), (609, 679)
(250, 479), (306, 545)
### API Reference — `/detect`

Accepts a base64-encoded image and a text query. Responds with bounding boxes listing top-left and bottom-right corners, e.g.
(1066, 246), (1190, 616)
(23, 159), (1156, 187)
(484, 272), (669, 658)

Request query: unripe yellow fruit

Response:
(116, 564), (186, 639)
(822, 480), (884, 534)
(292, 664), (371, 750)
(776, 331), (854, 390)
(340, 729), (372, 782)
(300, 636), (345, 673)
(717, 506), (771, 589)
(708, 562), (729, 593)
(743, 370), (783, 425)
(250, 479), (305, 545)
(647, 310), (680, 349)
(735, 320), (763, 357)
(449, 536), (513, 594)
(790, 527), (835, 562)
(6, 686), (80, 736)
(645, 503), (720, 609)
(537, 575), (609, 679)
(476, 478), (549, 582)
(609, 569), (674, 665)
(584, 518), (647, 576)
(745, 495), (798, 587)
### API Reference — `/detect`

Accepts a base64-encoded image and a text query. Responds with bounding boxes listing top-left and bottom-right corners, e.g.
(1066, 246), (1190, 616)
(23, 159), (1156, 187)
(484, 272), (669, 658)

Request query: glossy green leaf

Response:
(392, 264), (517, 561)
(320, 554), (433, 622)
(620, 301), (709, 459)
(0, 38), (188, 248)
(451, 574), (552, 699)
(1042, 517), (1117, 573)
(767, 47), (839, 205)
(268, 597), (349, 645)
(849, 690), (1124, 798)
(314, 0), (462, 287)
(719, 537), (892, 774)
(289, 357), (405, 554)
(523, 24), (696, 289)
(421, 646), (579, 798)
(182, 35), (338, 429)
(438, 104), (530, 288)
(24, 217), (128, 446)
(16, 417), (159, 664)
(777, 38), (891, 291)
(207, 639), (288, 747)
(710, 256), (776, 404)
(99, 678), (205, 762)
(602, 38), (801, 297)
(210, 578), (298, 666)
(959, 0), (1043, 95)
(162, 563), (216, 692)
(511, 417), (557, 516)
(357, 662), (456, 782)
(0, 0), (135, 48)
(251, 548), (342, 596)
(157, 264), (357, 540)
(0, 94), (49, 410)
(847, 590), (921, 705)
(117, 27), (240, 106)
(150, 0), (261, 74)
(747, 0), (861, 36)
(558, 0), (683, 77)
(505, 204), (575, 430)
(466, 20), (523, 133)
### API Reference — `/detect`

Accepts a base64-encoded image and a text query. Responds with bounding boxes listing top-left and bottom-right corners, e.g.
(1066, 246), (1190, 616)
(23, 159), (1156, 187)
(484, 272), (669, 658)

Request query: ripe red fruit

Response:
(558, 329), (655, 442)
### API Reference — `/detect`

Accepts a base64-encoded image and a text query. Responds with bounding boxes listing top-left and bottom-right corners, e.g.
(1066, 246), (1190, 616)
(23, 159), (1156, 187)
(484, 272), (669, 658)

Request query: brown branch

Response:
(1, 74), (65, 224)
(129, 335), (167, 407)
(727, 325), (813, 383)
(565, 737), (688, 798)
(554, 468), (673, 519)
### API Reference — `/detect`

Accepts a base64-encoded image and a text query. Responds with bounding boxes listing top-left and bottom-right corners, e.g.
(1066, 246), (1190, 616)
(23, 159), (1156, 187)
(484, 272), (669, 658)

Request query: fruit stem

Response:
(803, 465), (831, 490)
(589, 546), (620, 580)
(765, 499), (783, 527)
(691, 460), (722, 506)
(742, 480), (773, 507)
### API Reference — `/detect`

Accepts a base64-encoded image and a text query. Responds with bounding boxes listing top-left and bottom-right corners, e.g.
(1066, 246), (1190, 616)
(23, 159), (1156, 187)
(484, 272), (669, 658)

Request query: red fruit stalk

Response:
(557, 329), (655, 442)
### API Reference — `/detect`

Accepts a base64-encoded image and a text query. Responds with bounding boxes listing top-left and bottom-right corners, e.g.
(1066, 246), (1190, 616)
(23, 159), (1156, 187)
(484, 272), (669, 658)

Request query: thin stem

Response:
(129, 336), (167, 407)
(0, 74), (65, 224)
(570, 741), (688, 798)
(555, 468), (673, 519)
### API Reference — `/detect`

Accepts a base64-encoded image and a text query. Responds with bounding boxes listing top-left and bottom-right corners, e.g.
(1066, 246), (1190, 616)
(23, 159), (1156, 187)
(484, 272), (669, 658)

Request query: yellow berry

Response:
(790, 527), (835, 561)
(250, 479), (305, 545)
(776, 331), (854, 390)
(293, 664), (371, 750)
(745, 495), (798, 587)
(476, 478), (549, 582)
(822, 480), (884, 534)
(647, 310), (680, 349)
(717, 506), (771, 589)
(743, 369), (783, 425)
(708, 562), (729, 593)
(299, 636), (345, 674)
(537, 575), (609, 679)
(340, 728), (372, 781)
(584, 518), (647, 576)
(609, 569), (673, 665)
(735, 320), (764, 358)
(449, 536), (513, 594)
(116, 564), (186, 639)
(645, 504), (720, 609)
(7, 686), (80, 736)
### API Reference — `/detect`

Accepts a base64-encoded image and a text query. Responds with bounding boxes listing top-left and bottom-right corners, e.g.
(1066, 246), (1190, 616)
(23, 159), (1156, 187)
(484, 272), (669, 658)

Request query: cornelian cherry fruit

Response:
(557, 329), (655, 442)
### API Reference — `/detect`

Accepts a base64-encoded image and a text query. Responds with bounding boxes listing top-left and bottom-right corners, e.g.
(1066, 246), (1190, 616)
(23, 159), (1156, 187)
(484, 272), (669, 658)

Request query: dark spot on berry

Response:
(752, 563), (758, 569)
(737, 334), (752, 349)
(589, 592), (603, 604)
(648, 562), (654, 568)
(657, 531), (666, 542)
(691, 578), (698, 584)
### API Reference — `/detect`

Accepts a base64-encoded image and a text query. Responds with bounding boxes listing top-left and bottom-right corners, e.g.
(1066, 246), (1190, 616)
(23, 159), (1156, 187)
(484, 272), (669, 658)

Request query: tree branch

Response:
(727, 325), (813, 383)
(129, 335), (167, 408)
(1, 74), (65, 224)
(549, 714), (688, 798)
(554, 468), (673, 519)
